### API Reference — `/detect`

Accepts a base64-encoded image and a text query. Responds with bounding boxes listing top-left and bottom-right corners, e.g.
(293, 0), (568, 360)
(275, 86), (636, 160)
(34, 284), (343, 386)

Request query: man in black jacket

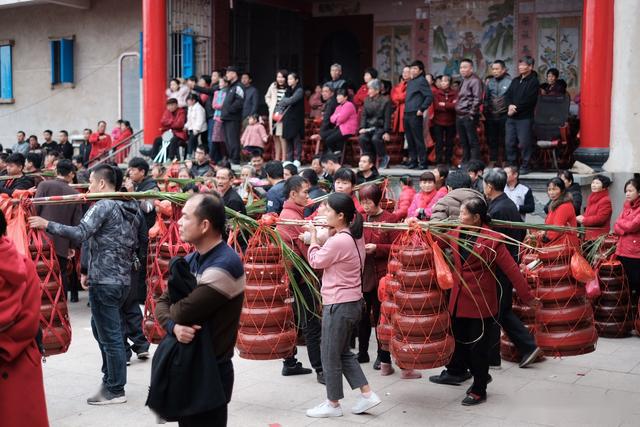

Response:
(241, 72), (259, 122)
(317, 84), (339, 152)
(221, 67), (245, 165)
(505, 56), (539, 175)
(193, 71), (222, 157)
(404, 60), (433, 169)
(0, 153), (35, 195)
(484, 168), (542, 369)
(216, 168), (246, 215)
(57, 130), (74, 160)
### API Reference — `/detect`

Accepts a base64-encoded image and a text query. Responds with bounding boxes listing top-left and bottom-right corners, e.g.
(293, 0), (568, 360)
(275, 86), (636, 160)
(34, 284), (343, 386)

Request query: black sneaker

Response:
(519, 347), (543, 368)
(461, 393), (486, 406)
(87, 389), (126, 405)
(519, 167), (530, 176)
(466, 374), (492, 394)
(357, 352), (370, 363)
(282, 362), (312, 376)
(316, 370), (326, 385)
(373, 356), (381, 371)
(429, 370), (470, 386)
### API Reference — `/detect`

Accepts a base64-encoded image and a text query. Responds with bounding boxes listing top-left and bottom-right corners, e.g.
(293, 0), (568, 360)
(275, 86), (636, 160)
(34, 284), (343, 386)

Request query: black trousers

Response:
(187, 132), (203, 158)
(357, 289), (381, 358)
(505, 118), (534, 169)
(177, 360), (234, 427)
(57, 256), (78, 300)
(488, 271), (537, 365)
(285, 134), (303, 162)
(222, 120), (241, 163)
(151, 136), (185, 161)
(284, 278), (322, 372)
(619, 256), (640, 303)
(456, 115), (480, 164)
(432, 124), (456, 165)
(121, 283), (149, 360)
(321, 127), (348, 153)
(359, 129), (386, 163)
(446, 316), (491, 396)
(485, 116), (507, 162)
(404, 113), (427, 166)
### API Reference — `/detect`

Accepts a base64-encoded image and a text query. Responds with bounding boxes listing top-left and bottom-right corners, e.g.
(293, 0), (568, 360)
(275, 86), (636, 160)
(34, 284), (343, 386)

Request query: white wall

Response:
(0, 0), (141, 144)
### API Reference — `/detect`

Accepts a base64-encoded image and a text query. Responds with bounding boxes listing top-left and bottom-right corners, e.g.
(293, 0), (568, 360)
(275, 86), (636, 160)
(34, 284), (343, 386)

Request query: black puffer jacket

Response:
(221, 80), (245, 122)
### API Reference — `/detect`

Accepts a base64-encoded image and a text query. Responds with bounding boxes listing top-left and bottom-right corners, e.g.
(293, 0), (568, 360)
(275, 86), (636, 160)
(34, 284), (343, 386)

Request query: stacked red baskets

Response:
(389, 230), (454, 369)
(524, 244), (598, 356)
(236, 219), (297, 360)
(593, 260), (633, 337)
(143, 205), (191, 344)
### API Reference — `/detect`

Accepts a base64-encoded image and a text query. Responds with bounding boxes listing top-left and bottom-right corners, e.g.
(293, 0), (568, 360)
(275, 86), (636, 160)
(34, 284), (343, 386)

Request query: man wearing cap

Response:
(222, 66), (245, 165)
(504, 56), (539, 175)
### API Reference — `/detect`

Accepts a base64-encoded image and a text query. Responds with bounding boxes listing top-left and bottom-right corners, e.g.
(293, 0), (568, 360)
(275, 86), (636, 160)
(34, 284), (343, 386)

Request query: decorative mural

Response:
(537, 17), (581, 94)
(374, 25), (412, 83)
(429, 0), (515, 77)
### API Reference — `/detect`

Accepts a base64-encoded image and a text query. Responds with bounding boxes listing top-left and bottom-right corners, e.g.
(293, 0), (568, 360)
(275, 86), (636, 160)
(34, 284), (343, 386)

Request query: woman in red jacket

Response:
(390, 67), (410, 133)
(353, 68), (378, 113)
(577, 174), (612, 242)
(540, 177), (579, 247)
(0, 212), (49, 427)
(392, 175), (415, 221)
(89, 120), (112, 161)
(113, 120), (133, 164)
(614, 178), (640, 300)
(429, 198), (539, 406)
(432, 75), (458, 165)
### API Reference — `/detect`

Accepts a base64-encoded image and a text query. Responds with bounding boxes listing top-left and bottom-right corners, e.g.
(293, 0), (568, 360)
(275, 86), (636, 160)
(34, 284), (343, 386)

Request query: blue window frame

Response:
(0, 40), (14, 103)
(50, 37), (74, 86)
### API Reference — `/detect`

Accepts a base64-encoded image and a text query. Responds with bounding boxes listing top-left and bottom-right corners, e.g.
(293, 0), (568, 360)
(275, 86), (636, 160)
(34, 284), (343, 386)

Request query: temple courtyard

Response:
(43, 294), (640, 427)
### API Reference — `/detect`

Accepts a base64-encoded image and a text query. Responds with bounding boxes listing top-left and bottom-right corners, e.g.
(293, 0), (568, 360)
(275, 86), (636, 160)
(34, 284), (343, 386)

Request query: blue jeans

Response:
(89, 284), (129, 394)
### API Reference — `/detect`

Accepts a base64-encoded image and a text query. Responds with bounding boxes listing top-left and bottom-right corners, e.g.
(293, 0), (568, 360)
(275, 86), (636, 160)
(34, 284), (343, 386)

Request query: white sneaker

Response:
(351, 392), (381, 414)
(306, 401), (343, 418)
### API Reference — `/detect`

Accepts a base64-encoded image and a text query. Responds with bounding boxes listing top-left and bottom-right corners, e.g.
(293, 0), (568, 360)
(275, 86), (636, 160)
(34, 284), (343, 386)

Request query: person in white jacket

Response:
(185, 94), (208, 158)
(165, 78), (190, 108)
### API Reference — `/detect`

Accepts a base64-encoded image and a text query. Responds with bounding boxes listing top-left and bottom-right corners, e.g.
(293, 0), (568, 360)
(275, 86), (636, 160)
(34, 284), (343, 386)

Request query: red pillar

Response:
(143, 0), (167, 145)
(576, 0), (614, 165)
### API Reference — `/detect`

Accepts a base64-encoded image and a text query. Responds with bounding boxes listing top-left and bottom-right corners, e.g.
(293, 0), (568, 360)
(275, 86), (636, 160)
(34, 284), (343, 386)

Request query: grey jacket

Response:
(484, 74), (512, 118)
(430, 188), (484, 221)
(47, 199), (142, 286)
(360, 95), (392, 132)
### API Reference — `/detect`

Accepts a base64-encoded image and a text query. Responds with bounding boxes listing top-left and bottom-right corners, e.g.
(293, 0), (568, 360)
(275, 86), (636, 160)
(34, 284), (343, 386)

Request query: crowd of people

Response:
(1, 57), (639, 427)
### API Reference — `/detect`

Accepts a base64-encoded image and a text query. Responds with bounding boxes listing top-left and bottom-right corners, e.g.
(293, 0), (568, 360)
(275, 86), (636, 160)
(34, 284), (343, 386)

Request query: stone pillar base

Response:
(573, 147), (610, 170)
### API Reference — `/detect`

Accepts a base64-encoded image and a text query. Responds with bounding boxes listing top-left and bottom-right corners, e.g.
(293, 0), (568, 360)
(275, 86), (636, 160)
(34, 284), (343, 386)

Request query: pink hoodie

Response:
(330, 100), (358, 136)
(307, 230), (365, 305)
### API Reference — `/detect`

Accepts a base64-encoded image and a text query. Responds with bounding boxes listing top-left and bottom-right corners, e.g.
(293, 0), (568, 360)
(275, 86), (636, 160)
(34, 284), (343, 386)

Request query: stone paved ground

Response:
(45, 295), (640, 427)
